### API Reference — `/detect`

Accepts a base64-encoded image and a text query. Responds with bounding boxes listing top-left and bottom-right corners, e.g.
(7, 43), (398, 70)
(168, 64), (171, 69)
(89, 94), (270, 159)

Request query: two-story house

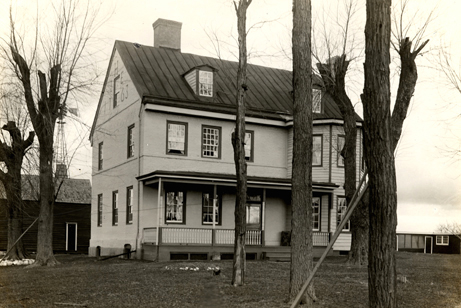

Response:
(89, 18), (363, 261)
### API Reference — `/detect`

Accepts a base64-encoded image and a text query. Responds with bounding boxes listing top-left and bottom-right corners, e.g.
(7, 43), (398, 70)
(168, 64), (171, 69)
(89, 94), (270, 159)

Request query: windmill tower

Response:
(55, 105), (69, 179)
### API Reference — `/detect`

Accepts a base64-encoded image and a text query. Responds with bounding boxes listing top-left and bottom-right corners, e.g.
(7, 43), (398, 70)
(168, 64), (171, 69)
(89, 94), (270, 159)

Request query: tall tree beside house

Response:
(361, 0), (429, 305)
(0, 121), (35, 260)
(5, 1), (104, 266)
(231, 0), (252, 287)
(290, 0), (316, 305)
(316, 56), (369, 266)
(361, 1), (397, 305)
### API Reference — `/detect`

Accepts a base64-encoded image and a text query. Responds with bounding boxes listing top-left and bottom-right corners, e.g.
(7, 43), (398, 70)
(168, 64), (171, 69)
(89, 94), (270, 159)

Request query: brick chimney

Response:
(153, 18), (182, 50)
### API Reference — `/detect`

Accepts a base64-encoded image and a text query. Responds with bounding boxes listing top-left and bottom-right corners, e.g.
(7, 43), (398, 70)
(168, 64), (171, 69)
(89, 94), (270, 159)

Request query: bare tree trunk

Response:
(231, 0), (251, 287)
(0, 121), (35, 260)
(362, 1), (398, 307)
(317, 56), (368, 266)
(290, 0), (315, 305)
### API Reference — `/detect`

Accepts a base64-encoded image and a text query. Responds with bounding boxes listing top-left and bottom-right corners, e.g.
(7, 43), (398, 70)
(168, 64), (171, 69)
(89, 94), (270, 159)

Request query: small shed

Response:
(0, 175), (91, 254)
(397, 233), (461, 254)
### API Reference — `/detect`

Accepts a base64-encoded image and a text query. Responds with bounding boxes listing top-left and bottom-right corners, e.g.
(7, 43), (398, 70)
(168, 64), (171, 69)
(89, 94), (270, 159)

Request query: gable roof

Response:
(91, 40), (362, 140)
(0, 175), (91, 204)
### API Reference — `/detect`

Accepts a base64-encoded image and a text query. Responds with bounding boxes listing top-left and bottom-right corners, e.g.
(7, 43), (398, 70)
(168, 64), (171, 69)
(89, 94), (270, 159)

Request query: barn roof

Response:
(0, 175), (91, 204)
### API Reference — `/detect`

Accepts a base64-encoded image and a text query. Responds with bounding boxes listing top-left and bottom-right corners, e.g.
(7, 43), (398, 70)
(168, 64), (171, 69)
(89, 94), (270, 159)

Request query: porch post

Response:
(262, 188), (266, 246)
(156, 178), (162, 259)
(212, 185), (217, 246)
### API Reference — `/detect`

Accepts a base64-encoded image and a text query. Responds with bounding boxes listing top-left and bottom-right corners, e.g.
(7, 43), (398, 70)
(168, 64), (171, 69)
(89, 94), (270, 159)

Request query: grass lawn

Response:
(0, 252), (460, 307)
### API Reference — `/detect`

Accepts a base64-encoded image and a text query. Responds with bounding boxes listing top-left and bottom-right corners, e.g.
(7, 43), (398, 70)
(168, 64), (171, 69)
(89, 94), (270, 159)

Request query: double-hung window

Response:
(127, 125), (135, 158)
(167, 121), (187, 155)
(112, 190), (118, 226)
(199, 71), (213, 97)
(126, 186), (133, 224)
(312, 135), (322, 166)
(436, 235), (449, 246)
(337, 196), (350, 231)
(246, 191), (262, 229)
(202, 125), (221, 158)
(98, 142), (103, 170)
(202, 191), (221, 225)
(312, 197), (320, 231)
(337, 135), (345, 167)
(97, 194), (103, 227)
(165, 190), (185, 223)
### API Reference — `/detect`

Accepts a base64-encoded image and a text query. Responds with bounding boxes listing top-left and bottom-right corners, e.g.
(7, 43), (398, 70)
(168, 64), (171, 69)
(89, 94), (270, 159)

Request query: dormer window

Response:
(184, 65), (217, 98)
(199, 71), (213, 97)
(313, 88), (322, 113)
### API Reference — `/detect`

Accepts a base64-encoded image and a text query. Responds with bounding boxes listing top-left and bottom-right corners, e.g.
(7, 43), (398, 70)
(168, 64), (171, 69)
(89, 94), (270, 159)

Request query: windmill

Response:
(55, 104), (78, 179)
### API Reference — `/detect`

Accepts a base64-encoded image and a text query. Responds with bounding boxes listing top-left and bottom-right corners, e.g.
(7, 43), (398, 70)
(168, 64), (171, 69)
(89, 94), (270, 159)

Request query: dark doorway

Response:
(67, 223), (77, 252)
(425, 236), (432, 254)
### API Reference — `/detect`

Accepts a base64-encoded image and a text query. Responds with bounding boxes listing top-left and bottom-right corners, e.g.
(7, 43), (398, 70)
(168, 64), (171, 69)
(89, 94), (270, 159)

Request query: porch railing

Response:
(162, 228), (212, 245)
(313, 232), (329, 246)
(143, 227), (329, 247)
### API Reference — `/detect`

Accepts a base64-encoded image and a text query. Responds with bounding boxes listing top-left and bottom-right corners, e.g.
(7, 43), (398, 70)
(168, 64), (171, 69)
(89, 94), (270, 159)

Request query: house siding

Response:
(140, 111), (289, 179)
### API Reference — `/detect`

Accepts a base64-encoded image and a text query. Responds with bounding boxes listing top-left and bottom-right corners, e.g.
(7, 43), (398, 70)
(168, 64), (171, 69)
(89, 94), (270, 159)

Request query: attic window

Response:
(199, 71), (213, 97)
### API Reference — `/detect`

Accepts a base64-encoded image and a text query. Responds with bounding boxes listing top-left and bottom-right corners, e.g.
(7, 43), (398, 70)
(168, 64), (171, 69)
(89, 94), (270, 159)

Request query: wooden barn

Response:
(0, 175), (91, 254)
(397, 233), (461, 255)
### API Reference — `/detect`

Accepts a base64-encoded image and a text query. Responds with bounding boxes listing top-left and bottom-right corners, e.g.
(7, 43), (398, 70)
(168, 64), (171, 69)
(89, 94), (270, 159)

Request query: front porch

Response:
(141, 227), (332, 261)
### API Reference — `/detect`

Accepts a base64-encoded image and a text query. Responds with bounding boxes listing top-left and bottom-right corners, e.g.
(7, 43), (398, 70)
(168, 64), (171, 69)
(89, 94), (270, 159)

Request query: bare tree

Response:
(4, 1), (105, 266)
(0, 119), (35, 260)
(437, 222), (461, 240)
(290, 0), (315, 305)
(231, 0), (252, 287)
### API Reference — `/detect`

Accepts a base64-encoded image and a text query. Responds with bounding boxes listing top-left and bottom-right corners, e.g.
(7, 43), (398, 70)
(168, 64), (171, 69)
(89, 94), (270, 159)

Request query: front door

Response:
(66, 223), (77, 252)
(425, 236), (432, 254)
(246, 189), (262, 230)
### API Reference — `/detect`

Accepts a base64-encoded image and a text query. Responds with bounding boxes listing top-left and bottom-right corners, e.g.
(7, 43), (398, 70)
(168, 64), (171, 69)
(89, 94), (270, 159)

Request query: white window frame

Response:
(202, 126), (221, 158)
(97, 194), (103, 227)
(337, 196), (350, 231)
(312, 197), (320, 231)
(113, 75), (120, 108)
(126, 186), (133, 224)
(245, 131), (254, 162)
(127, 124), (135, 158)
(167, 121), (187, 155)
(165, 190), (185, 224)
(199, 71), (213, 97)
(436, 235), (449, 246)
(112, 190), (118, 226)
(337, 135), (345, 167)
(312, 135), (323, 166)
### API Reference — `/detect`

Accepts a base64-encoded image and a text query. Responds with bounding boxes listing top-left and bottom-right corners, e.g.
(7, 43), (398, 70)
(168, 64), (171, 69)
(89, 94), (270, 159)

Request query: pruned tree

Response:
(361, 1), (397, 305)
(231, 0), (252, 287)
(4, 1), (105, 266)
(0, 120), (35, 260)
(290, 0), (316, 305)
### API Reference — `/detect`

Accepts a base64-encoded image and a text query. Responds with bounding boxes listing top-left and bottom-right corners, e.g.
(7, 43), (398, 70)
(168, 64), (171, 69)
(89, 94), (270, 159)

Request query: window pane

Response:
(128, 125), (134, 158)
(313, 136), (322, 166)
(166, 191), (184, 223)
(312, 197), (320, 231)
(246, 205), (260, 224)
(202, 193), (219, 224)
(337, 136), (345, 167)
(245, 132), (253, 161)
(113, 76), (120, 107)
(168, 123), (186, 154)
(337, 197), (349, 231)
(202, 127), (220, 158)
(199, 71), (213, 97)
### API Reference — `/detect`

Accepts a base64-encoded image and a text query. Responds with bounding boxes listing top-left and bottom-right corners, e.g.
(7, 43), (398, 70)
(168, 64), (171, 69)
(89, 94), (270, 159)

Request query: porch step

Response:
(263, 251), (291, 262)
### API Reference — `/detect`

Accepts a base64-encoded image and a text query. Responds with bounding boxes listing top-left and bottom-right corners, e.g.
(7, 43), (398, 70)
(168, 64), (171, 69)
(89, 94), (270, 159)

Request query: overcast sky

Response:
(3, 0), (460, 233)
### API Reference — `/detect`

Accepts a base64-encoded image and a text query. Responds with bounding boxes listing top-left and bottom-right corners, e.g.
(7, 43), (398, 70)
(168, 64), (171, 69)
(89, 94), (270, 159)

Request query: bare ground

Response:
(0, 252), (459, 307)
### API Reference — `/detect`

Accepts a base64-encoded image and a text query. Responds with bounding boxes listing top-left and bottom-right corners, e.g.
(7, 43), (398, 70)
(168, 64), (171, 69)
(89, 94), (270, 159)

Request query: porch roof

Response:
(136, 170), (338, 191)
